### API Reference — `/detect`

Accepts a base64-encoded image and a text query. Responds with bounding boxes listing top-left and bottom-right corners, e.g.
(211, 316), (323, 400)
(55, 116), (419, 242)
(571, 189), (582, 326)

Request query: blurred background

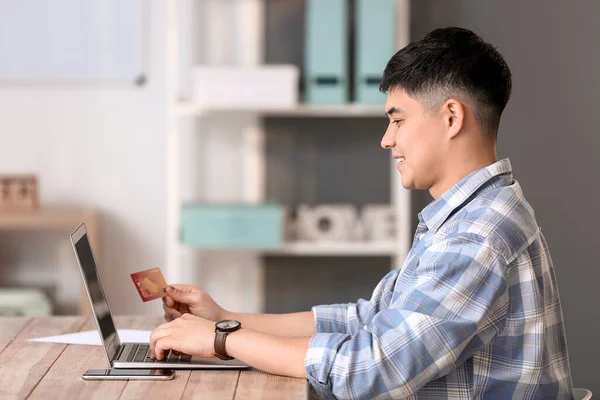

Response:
(0, 0), (597, 392)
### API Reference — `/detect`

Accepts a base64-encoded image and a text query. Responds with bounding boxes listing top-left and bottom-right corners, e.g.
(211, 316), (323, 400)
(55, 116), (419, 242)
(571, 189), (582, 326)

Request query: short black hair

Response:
(380, 27), (512, 136)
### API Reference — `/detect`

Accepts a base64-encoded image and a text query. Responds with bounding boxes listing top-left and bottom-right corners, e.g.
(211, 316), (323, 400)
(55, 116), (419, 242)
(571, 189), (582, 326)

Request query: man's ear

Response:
(442, 98), (465, 139)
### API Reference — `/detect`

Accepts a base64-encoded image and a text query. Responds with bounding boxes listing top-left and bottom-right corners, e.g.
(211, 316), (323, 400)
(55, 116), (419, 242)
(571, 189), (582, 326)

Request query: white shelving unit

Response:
(165, 0), (411, 313)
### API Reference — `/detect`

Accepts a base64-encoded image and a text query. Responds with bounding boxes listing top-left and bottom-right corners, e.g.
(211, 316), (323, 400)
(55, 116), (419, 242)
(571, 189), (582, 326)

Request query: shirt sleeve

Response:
(305, 236), (509, 400)
(311, 269), (400, 335)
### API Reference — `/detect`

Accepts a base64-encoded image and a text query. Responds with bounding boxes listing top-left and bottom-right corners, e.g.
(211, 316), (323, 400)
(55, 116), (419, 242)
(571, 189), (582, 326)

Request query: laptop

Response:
(70, 223), (249, 370)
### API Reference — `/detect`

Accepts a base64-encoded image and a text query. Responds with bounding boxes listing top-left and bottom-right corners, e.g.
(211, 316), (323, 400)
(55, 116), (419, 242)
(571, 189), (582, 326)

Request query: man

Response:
(150, 27), (573, 399)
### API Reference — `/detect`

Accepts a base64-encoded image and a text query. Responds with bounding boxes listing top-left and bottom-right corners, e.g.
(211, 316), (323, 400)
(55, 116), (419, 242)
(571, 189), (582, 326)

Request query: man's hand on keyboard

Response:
(150, 313), (216, 360)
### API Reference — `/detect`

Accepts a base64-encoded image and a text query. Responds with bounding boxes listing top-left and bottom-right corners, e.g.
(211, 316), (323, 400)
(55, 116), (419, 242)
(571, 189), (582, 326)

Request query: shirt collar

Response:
(420, 158), (513, 233)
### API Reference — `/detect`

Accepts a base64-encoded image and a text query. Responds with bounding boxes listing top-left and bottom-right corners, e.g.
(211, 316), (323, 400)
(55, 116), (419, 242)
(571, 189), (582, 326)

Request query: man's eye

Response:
(393, 120), (403, 126)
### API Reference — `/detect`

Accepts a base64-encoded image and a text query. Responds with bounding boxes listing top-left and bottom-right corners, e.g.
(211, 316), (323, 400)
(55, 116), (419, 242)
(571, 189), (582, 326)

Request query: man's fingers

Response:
(164, 311), (182, 322)
(154, 337), (174, 361)
(149, 324), (171, 359)
(165, 286), (199, 305)
(163, 304), (183, 321)
(162, 296), (177, 308)
(168, 283), (198, 292)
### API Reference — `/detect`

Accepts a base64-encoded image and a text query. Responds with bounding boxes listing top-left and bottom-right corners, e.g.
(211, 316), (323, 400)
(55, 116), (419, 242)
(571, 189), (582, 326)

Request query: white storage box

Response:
(0, 288), (52, 316)
(192, 65), (299, 109)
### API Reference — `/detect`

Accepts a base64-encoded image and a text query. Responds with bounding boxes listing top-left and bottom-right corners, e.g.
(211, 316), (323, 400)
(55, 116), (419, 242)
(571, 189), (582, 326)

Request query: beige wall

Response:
(0, 0), (167, 316)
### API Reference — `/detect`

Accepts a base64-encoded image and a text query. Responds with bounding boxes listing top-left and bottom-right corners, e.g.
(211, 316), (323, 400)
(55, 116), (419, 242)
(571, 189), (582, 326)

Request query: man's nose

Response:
(381, 126), (395, 149)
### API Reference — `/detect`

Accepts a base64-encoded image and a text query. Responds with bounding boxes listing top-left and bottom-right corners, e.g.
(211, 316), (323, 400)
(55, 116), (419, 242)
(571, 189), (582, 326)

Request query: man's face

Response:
(381, 89), (446, 191)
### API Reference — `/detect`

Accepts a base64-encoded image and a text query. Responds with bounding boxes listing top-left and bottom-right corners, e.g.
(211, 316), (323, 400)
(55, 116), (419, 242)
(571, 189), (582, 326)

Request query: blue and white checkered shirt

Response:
(305, 159), (573, 399)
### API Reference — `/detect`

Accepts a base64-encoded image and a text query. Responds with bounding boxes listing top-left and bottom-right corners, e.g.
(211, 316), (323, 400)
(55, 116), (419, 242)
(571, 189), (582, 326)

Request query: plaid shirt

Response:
(305, 159), (573, 399)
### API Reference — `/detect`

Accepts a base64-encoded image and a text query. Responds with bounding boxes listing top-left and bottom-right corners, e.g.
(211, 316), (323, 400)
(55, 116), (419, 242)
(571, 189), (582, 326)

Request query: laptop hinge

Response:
(114, 344), (125, 361)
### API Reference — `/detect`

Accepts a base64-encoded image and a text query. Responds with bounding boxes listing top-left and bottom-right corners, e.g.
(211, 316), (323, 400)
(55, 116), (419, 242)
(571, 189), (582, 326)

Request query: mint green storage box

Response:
(355, 0), (396, 104)
(181, 203), (284, 249)
(305, 0), (349, 104)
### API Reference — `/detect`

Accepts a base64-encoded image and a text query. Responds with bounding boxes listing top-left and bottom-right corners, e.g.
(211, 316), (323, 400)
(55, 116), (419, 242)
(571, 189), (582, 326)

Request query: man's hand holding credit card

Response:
(130, 267), (168, 302)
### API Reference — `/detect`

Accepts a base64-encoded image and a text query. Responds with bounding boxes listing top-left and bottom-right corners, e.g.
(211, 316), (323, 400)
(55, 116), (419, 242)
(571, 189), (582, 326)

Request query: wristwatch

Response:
(214, 319), (242, 360)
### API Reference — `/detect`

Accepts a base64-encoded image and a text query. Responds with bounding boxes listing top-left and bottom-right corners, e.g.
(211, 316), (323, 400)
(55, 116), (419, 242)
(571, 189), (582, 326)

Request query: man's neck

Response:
(429, 154), (498, 200)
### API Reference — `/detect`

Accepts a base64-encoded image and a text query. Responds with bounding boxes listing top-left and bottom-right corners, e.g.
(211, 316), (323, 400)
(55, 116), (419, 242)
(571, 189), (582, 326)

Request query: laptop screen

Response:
(71, 225), (120, 360)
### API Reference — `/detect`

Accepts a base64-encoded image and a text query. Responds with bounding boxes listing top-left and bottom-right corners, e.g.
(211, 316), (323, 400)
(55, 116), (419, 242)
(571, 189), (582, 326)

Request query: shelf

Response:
(0, 208), (97, 230)
(0, 207), (98, 316)
(268, 241), (397, 256)
(174, 102), (386, 118)
(188, 241), (397, 256)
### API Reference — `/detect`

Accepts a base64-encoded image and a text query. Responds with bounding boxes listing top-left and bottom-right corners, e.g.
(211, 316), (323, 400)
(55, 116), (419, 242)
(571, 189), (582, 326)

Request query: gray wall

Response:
(412, 0), (600, 392)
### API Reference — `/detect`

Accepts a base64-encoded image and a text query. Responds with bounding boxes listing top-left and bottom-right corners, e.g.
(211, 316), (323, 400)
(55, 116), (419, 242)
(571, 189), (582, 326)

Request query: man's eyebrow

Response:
(385, 106), (405, 116)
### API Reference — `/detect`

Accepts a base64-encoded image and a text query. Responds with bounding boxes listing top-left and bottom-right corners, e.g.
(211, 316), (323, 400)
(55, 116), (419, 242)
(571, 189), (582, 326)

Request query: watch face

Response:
(216, 319), (241, 331)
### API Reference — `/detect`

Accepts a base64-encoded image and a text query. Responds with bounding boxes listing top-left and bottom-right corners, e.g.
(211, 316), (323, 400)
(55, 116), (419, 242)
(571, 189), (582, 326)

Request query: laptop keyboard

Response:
(123, 343), (193, 364)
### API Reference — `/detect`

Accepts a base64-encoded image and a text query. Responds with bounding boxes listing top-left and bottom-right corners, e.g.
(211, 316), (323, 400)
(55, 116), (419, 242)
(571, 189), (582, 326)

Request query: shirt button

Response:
(418, 233), (425, 240)
(363, 325), (368, 330)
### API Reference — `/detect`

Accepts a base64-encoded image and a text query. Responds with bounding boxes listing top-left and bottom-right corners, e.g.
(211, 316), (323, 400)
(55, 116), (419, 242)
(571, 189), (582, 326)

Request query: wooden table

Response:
(0, 316), (311, 400)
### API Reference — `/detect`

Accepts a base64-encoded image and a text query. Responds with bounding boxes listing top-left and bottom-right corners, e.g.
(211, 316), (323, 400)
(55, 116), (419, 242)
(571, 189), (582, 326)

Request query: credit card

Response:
(130, 267), (168, 302)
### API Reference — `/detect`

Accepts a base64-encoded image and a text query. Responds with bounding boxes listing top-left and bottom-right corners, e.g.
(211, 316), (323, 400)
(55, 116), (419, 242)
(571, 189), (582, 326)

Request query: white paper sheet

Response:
(28, 329), (151, 346)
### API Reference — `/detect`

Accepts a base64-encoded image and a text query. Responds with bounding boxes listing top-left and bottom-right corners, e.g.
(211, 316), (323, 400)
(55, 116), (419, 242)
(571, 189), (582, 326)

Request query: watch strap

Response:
(214, 330), (234, 360)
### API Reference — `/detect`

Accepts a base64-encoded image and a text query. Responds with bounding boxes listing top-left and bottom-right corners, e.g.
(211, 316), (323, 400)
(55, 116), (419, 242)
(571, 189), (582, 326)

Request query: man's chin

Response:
(400, 176), (415, 190)
(400, 176), (426, 191)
